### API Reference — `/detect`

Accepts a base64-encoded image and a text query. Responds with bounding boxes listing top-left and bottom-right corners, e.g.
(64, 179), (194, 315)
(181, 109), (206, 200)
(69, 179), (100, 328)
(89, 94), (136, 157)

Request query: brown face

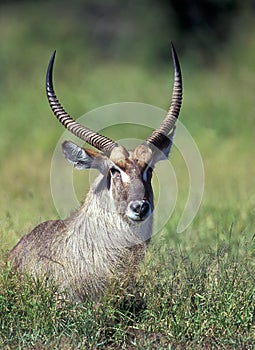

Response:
(62, 140), (175, 223)
(107, 145), (154, 222)
(62, 141), (156, 222)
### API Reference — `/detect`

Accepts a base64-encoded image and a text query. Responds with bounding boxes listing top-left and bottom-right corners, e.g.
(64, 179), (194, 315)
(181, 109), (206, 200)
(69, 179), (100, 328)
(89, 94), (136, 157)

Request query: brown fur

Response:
(9, 146), (156, 301)
(10, 44), (182, 301)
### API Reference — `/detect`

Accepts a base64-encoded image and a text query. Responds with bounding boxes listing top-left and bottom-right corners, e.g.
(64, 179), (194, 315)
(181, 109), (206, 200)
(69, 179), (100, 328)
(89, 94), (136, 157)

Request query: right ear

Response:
(149, 126), (176, 166)
(62, 141), (108, 173)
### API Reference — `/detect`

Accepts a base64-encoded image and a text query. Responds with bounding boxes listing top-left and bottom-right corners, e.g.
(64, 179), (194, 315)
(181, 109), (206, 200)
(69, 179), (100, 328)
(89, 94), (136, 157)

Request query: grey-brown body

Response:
(9, 43), (183, 301)
(10, 162), (153, 300)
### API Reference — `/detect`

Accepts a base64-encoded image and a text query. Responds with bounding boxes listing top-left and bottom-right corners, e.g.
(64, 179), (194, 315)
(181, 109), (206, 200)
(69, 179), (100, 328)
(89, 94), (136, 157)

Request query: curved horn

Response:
(146, 42), (183, 148)
(46, 51), (117, 154)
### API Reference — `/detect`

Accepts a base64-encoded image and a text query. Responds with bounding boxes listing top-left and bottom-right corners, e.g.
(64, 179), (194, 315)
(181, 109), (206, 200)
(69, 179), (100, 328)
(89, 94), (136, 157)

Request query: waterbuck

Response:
(9, 43), (182, 301)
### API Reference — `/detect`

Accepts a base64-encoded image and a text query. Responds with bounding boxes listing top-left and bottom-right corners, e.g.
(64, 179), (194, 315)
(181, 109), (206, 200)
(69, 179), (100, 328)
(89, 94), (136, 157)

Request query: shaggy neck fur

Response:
(60, 174), (153, 298)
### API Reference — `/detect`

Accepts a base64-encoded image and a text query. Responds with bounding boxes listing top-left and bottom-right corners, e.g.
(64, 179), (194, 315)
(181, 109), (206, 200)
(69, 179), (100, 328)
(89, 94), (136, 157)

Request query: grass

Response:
(1, 2), (255, 349)
(1, 238), (255, 349)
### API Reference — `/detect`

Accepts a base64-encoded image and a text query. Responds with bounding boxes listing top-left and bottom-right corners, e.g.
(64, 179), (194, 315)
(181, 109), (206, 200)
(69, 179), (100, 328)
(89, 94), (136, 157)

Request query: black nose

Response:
(127, 200), (151, 220)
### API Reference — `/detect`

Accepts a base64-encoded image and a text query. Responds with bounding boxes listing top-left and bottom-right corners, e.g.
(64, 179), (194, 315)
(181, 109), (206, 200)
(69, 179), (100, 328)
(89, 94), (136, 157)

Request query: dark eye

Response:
(143, 167), (153, 181)
(110, 167), (121, 178)
(147, 167), (153, 179)
(148, 167), (153, 175)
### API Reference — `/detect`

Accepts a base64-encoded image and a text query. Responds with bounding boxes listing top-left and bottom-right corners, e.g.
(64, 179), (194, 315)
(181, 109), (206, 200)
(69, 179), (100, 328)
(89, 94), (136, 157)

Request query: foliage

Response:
(1, 236), (255, 349)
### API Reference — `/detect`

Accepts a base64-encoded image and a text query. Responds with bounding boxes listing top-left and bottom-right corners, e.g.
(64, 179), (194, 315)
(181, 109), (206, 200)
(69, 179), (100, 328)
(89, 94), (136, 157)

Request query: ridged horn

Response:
(46, 51), (118, 154)
(146, 42), (183, 148)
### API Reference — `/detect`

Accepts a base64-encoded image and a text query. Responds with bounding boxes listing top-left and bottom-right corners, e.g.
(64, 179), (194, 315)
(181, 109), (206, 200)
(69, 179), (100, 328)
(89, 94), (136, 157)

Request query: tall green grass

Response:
(1, 238), (255, 348)
(1, 2), (255, 348)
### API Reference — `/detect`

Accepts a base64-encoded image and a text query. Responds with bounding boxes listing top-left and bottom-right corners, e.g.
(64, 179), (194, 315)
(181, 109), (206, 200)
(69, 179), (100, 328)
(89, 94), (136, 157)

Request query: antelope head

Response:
(46, 43), (182, 223)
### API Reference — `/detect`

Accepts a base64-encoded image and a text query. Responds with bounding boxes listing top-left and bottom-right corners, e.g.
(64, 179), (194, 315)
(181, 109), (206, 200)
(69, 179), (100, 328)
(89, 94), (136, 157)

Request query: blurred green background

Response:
(0, 0), (255, 253)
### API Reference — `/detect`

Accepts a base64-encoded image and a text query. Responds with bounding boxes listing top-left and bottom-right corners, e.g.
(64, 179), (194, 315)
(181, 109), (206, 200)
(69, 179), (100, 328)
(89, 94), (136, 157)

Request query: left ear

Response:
(151, 126), (176, 165)
(62, 140), (108, 174)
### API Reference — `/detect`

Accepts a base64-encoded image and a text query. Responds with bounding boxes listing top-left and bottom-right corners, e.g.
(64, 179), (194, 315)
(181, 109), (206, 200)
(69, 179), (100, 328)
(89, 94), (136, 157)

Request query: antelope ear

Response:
(62, 141), (108, 173)
(151, 126), (176, 164)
